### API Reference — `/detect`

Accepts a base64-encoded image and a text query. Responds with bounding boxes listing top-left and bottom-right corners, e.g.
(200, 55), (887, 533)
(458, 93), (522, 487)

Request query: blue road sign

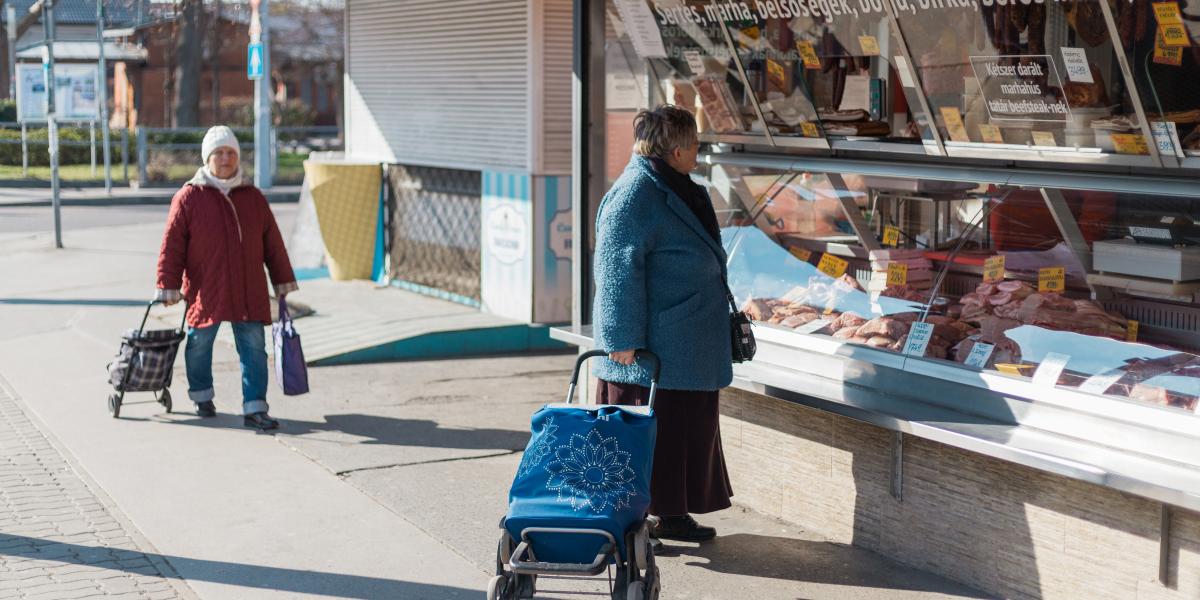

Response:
(247, 43), (264, 80)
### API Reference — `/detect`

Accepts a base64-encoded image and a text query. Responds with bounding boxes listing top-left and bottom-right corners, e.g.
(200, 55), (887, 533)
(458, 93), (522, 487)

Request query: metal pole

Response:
(136, 127), (146, 186)
(44, 0), (61, 248)
(6, 6), (15, 99)
(253, 0), (272, 189)
(97, 0), (111, 194)
(89, 120), (96, 176)
(120, 127), (127, 182)
(20, 120), (27, 176)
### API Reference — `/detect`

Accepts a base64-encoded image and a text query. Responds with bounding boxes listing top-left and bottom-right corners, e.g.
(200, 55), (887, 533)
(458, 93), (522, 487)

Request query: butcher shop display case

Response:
(701, 161), (1200, 414)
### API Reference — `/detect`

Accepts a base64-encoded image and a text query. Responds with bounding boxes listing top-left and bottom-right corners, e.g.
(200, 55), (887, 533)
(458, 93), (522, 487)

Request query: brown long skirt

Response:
(595, 379), (734, 517)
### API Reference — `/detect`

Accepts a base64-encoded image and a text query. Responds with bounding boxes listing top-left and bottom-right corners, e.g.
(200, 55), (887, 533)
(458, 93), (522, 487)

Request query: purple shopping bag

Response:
(273, 297), (309, 395)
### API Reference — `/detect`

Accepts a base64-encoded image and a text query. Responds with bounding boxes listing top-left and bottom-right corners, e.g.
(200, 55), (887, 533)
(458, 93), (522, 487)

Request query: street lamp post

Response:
(42, 0), (61, 249)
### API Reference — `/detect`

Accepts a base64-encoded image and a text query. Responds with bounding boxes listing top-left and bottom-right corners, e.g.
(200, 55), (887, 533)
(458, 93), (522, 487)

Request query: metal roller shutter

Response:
(346, 0), (530, 171)
(535, 0), (574, 176)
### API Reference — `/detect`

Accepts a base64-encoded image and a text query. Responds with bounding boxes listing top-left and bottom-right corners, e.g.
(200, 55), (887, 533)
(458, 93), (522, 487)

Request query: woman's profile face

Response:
(667, 139), (700, 174)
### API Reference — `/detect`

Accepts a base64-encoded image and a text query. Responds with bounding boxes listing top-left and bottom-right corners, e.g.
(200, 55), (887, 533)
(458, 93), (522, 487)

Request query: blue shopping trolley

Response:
(491, 349), (661, 600)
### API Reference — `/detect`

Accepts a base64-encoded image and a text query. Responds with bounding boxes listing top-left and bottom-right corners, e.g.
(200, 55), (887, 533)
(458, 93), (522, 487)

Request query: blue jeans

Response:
(184, 322), (269, 415)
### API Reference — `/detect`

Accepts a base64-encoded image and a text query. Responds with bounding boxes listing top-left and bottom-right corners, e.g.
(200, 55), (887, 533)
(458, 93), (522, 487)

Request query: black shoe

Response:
(650, 515), (716, 542)
(195, 401), (217, 418)
(243, 412), (279, 430)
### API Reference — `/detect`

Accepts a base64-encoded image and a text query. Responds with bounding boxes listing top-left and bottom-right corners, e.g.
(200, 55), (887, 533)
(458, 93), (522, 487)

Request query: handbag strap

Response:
(277, 296), (291, 324)
(722, 275), (740, 314)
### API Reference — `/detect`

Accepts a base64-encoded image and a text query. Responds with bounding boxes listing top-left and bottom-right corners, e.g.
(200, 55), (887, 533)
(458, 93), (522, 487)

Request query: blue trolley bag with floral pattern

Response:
(504, 350), (659, 566)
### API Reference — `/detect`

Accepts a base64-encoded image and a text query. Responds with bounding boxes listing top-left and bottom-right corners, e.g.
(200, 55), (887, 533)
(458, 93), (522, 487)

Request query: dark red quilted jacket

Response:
(156, 178), (296, 329)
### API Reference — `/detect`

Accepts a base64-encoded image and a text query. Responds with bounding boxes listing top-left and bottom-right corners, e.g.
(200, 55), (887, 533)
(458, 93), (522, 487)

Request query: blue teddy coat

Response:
(592, 155), (733, 391)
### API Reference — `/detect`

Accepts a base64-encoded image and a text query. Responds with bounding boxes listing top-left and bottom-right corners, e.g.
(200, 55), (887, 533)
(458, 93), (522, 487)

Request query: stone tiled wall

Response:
(719, 388), (1200, 600)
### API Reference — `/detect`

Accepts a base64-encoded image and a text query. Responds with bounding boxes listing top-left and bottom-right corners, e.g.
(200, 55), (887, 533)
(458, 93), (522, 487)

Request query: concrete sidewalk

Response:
(0, 185), (300, 208)
(0, 215), (991, 599)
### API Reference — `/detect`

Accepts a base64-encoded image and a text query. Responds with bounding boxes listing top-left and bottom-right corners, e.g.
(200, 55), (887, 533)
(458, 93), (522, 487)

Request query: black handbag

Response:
(725, 280), (756, 363)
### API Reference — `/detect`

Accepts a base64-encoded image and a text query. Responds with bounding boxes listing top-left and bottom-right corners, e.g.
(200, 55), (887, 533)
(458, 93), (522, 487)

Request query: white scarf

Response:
(197, 166), (245, 197)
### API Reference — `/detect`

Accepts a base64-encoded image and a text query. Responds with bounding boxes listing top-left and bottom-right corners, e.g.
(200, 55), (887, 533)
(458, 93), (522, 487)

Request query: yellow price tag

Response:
(1126, 320), (1139, 342)
(1155, 30), (1185, 64)
(1161, 23), (1191, 46)
(1154, 2), (1184, 24)
(978, 124), (1005, 144)
(789, 247), (813, 261)
(1111, 133), (1150, 155)
(817, 253), (849, 278)
(983, 255), (1005, 283)
(766, 59), (787, 91)
(940, 107), (970, 142)
(887, 262), (908, 287)
(800, 121), (821, 138)
(1038, 266), (1066, 293)
(795, 41), (821, 69)
(996, 363), (1033, 376)
(858, 35), (881, 56)
(882, 225), (900, 247)
(1031, 131), (1057, 146)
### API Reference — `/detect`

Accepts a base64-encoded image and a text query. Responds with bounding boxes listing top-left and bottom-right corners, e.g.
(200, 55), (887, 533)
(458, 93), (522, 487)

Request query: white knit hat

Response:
(201, 126), (240, 163)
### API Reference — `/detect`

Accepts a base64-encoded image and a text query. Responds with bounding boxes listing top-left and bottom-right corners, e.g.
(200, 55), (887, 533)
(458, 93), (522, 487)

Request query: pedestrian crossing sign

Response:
(247, 43), (264, 80)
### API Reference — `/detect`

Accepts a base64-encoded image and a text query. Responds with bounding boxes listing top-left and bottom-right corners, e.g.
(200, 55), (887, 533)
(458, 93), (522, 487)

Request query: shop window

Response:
(711, 162), (1200, 413)
(1115, 0), (1200, 162)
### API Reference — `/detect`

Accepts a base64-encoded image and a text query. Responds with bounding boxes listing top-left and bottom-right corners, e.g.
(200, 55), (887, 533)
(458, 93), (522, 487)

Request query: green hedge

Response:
(0, 127), (106, 166)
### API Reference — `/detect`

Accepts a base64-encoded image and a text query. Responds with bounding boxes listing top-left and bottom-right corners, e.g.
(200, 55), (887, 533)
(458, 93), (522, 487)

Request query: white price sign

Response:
(964, 342), (995, 368)
(683, 50), (705, 75)
(1031, 352), (1071, 387)
(795, 318), (831, 334)
(1151, 121), (1186, 158)
(903, 322), (934, 357)
(1060, 48), (1094, 83)
(1078, 369), (1124, 395)
(613, 0), (667, 59)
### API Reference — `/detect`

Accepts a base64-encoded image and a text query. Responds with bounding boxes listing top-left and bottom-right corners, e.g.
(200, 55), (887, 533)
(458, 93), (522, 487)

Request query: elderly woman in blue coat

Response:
(593, 105), (733, 543)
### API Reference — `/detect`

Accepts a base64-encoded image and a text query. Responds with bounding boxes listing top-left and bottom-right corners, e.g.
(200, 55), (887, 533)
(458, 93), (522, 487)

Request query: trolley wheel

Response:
(626, 581), (645, 600)
(515, 573), (536, 599)
(159, 389), (173, 413)
(486, 575), (508, 600)
(633, 525), (650, 572)
(644, 565), (660, 600)
(496, 530), (514, 573)
(107, 394), (121, 419)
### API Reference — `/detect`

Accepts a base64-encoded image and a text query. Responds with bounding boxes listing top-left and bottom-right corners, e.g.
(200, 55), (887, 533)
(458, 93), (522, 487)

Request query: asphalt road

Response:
(0, 203), (298, 239)
(0, 205), (171, 235)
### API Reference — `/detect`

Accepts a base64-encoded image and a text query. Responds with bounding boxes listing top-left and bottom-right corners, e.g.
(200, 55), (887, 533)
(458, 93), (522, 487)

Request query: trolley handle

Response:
(138, 299), (188, 334)
(566, 349), (661, 409)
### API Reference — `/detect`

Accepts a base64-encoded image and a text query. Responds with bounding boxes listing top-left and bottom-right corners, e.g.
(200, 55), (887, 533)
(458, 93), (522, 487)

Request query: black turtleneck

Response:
(648, 156), (722, 244)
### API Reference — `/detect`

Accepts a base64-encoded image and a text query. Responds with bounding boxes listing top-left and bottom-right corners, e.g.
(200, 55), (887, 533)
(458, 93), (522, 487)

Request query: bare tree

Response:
(172, 0), (201, 126)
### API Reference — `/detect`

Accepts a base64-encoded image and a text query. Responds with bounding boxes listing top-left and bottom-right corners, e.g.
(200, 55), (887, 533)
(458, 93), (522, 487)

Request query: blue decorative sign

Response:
(247, 43), (264, 80)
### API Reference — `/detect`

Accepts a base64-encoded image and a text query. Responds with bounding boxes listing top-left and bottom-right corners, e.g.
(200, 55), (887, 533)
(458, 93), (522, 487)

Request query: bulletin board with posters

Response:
(16, 62), (100, 122)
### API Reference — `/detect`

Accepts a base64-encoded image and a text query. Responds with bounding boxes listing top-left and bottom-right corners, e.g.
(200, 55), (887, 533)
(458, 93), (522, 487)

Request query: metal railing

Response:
(0, 121), (132, 181)
(135, 126), (342, 187)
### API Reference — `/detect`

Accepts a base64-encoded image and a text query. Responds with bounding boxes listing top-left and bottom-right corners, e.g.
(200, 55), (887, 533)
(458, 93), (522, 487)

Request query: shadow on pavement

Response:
(153, 412), (531, 451)
(665, 532), (994, 598)
(0, 533), (480, 599)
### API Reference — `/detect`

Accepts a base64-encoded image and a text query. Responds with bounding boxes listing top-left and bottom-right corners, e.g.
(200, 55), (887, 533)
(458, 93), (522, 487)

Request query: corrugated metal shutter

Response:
(345, 0), (529, 171)
(536, 0), (574, 176)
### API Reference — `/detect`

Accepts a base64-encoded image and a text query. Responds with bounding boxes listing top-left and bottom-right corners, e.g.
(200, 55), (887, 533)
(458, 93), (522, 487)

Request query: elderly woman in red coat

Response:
(154, 126), (297, 430)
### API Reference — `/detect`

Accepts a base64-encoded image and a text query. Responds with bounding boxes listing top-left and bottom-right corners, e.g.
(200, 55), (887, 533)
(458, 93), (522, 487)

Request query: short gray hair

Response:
(632, 105), (698, 158)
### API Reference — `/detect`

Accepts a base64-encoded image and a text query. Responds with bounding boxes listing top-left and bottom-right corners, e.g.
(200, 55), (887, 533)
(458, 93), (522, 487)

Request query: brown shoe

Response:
(650, 515), (716, 542)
